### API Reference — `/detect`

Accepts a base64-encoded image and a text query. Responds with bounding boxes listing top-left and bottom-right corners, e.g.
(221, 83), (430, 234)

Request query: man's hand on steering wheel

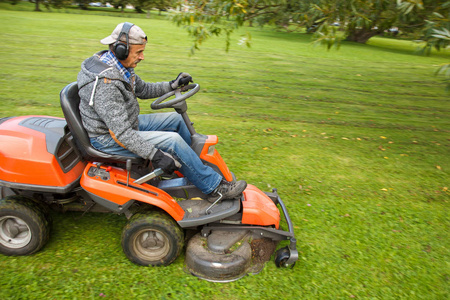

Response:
(170, 72), (193, 90)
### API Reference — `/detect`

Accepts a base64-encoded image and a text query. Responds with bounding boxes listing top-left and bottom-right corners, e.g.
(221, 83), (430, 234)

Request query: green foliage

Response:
(131, 0), (171, 15)
(171, 0), (250, 54)
(417, 1), (450, 54)
(170, 0), (450, 52)
(28, 0), (72, 11)
(0, 6), (449, 299)
(435, 62), (450, 91)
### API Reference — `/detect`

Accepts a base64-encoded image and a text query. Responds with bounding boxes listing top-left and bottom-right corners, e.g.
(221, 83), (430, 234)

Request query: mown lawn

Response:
(0, 4), (449, 300)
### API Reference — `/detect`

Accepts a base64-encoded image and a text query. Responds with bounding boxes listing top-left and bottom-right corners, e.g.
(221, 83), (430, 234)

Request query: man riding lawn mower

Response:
(0, 22), (298, 282)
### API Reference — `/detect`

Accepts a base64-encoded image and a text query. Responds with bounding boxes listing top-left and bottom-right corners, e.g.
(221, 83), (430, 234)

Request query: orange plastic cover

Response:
(80, 163), (185, 221)
(200, 135), (233, 182)
(0, 116), (85, 187)
(241, 184), (280, 228)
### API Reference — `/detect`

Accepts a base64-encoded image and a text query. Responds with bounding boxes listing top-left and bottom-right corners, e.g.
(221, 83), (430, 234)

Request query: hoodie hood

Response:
(77, 51), (125, 89)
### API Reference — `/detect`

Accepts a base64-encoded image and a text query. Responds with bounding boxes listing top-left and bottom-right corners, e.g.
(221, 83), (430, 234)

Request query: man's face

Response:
(120, 43), (146, 68)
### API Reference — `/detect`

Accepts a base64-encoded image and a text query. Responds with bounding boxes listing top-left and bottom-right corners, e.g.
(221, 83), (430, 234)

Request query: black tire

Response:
(274, 246), (295, 268)
(0, 195), (50, 256)
(121, 210), (184, 266)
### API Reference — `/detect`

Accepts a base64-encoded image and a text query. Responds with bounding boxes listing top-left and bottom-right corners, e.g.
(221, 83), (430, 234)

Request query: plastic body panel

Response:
(199, 135), (233, 182)
(0, 116), (86, 189)
(241, 184), (280, 228)
(80, 163), (185, 221)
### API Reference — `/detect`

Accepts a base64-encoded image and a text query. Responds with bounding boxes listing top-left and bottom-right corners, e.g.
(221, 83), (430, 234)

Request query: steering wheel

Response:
(151, 83), (200, 110)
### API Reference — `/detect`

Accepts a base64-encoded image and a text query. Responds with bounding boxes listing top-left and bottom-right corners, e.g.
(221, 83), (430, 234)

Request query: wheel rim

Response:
(0, 216), (32, 249)
(132, 228), (170, 261)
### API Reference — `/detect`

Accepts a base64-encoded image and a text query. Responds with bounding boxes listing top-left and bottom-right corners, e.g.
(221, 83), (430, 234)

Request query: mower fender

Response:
(241, 184), (280, 228)
(80, 163), (185, 221)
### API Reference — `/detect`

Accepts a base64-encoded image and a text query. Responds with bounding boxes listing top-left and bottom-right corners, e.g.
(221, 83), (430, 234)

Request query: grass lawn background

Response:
(0, 3), (449, 299)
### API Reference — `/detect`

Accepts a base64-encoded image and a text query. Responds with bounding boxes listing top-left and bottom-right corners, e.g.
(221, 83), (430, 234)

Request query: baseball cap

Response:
(100, 22), (148, 45)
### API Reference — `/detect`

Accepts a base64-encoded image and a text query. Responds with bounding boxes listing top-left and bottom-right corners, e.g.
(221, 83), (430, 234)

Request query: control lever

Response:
(126, 159), (132, 186)
(133, 168), (164, 185)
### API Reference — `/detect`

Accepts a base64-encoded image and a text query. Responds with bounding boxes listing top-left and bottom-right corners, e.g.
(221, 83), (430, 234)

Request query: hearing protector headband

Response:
(113, 22), (134, 60)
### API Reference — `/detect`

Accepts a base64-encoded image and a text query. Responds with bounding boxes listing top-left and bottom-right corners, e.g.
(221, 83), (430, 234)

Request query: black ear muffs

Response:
(113, 22), (134, 60)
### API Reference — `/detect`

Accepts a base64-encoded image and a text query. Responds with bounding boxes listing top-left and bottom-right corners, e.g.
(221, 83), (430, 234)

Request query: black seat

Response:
(60, 82), (143, 164)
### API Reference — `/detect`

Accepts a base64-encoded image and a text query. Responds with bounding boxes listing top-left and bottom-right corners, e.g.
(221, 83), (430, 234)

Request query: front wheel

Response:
(0, 196), (50, 256)
(121, 210), (184, 266)
(274, 246), (296, 268)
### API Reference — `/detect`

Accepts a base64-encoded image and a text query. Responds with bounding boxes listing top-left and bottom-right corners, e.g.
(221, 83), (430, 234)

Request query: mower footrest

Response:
(177, 198), (240, 228)
(157, 177), (207, 199)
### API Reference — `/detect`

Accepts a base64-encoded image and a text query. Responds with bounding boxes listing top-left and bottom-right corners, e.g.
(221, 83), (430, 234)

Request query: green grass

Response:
(0, 4), (449, 300)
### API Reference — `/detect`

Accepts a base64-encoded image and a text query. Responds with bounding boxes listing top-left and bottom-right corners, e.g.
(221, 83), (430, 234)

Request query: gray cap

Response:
(100, 23), (147, 45)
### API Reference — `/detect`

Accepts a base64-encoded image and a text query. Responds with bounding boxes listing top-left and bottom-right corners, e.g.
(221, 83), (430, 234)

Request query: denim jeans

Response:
(90, 112), (222, 194)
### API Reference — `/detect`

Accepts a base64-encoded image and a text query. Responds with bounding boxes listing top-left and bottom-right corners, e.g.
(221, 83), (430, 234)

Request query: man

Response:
(77, 22), (246, 201)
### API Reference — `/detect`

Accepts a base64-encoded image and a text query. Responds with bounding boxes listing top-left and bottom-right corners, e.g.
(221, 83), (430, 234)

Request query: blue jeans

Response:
(90, 112), (222, 194)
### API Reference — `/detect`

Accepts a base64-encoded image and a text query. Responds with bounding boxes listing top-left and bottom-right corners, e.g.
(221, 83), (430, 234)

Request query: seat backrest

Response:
(59, 82), (143, 164)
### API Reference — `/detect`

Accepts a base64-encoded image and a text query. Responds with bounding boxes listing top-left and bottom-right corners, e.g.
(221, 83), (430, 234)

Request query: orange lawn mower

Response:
(0, 83), (298, 282)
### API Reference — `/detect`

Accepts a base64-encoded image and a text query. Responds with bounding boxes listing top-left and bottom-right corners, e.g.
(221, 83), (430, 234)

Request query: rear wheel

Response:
(0, 196), (50, 256)
(121, 210), (184, 266)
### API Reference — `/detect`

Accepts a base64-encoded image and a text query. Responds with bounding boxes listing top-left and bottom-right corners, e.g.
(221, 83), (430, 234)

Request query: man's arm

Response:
(134, 74), (172, 99)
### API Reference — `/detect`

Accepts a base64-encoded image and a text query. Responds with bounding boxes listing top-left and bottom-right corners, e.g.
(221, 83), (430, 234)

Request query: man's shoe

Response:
(207, 180), (247, 202)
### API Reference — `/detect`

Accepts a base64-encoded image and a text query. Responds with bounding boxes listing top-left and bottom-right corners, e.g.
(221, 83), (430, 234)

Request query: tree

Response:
(172, 0), (449, 51)
(301, 0), (448, 48)
(109, 0), (129, 12)
(77, 0), (92, 10)
(171, 0), (289, 53)
(28, 0), (71, 11)
(412, 0), (450, 90)
(309, 0), (399, 44)
(131, 0), (172, 16)
(411, 0), (450, 54)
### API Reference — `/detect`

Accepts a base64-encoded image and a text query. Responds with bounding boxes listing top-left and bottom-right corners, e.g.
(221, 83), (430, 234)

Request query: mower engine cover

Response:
(0, 116), (85, 193)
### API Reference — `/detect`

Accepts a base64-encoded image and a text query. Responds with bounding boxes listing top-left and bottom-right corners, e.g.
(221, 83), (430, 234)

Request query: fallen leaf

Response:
(436, 165), (442, 170)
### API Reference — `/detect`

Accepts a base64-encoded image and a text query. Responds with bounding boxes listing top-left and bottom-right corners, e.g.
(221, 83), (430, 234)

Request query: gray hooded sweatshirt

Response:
(77, 51), (172, 160)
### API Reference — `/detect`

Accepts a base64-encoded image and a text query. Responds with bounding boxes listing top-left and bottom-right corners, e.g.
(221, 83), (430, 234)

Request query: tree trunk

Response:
(34, 0), (41, 11)
(345, 29), (380, 44)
